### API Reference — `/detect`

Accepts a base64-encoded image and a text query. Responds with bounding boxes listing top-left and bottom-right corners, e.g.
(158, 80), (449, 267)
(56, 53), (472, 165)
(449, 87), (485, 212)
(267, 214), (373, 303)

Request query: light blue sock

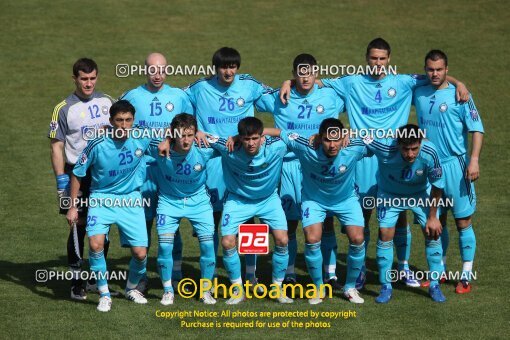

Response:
(441, 225), (449, 271)
(272, 245), (288, 285)
(321, 231), (337, 280)
(223, 247), (242, 283)
(459, 225), (476, 282)
(198, 234), (215, 282)
(213, 230), (219, 259)
(126, 256), (147, 292)
(345, 242), (365, 290)
(425, 238), (443, 287)
(362, 227), (370, 272)
(245, 254), (257, 281)
(395, 225), (411, 271)
(89, 249), (109, 297)
(172, 231), (183, 281)
(376, 240), (394, 286)
(286, 232), (297, 279)
(157, 234), (174, 293)
(305, 242), (323, 289)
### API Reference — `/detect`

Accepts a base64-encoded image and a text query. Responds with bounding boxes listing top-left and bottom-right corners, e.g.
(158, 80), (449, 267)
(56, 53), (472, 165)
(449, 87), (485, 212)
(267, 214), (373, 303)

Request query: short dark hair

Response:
(73, 58), (98, 77)
(171, 113), (197, 134)
(366, 38), (391, 57)
(397, 124), (423, 146)
(424, 49), (448, 67)
(212, 47), (241, 69)
(238, 117), (263, 136)
(319, 118), (344, 137)
(292, 53), (317, 72)
(110, 100), (135, 118)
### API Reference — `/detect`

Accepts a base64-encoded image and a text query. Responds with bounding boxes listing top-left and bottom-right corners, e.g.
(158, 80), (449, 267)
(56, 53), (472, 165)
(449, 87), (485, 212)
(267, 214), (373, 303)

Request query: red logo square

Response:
(238, 224), (269, 254)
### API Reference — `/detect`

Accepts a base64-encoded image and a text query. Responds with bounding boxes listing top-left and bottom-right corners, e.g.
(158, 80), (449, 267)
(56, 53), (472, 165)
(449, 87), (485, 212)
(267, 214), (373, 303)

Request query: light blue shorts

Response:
(156, 192), (214, 237)
(440, 155), (476, 219)
(141, 162), (158, 221)
(86, 191), (148, 247)
(205, 157), (227, 212)
(355, 155), (378, 202)
(377, 191), (433, 228)
(301, 194), (364, 228)
(279, 159), (302, 220)
(221, 191), (287, 236)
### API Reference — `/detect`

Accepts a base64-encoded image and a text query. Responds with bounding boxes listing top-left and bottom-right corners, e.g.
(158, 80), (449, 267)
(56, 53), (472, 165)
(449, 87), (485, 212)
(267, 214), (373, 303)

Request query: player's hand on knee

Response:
(66, 207), (78, 228)
(425, 217), (442, 240)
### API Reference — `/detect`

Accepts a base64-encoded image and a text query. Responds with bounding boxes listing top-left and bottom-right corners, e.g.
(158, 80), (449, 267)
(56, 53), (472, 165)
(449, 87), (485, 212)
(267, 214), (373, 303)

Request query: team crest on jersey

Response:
(316, 105), (324, 114)
(387, 88), (396, 98)
(101, 106), (109, 115)
(79, 153), (87, 165)
(439, 103), (448, 112)
(288, 132), (300, 140)
(339, 165), (347, 173)
(415, 169), (424, 176)
(470, 109), (479, 120)
(49, 121), (58, 132)
(165, 102), (174, 112)
(193, 163), (203, 172)
(236, 97), (245, 107)
(134, 148), (143, 158)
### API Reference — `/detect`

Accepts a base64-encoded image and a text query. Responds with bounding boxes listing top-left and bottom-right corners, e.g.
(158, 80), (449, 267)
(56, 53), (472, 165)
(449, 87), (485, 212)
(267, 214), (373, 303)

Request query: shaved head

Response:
(145, 52), (167, 67)
(145, 52), (167, 91)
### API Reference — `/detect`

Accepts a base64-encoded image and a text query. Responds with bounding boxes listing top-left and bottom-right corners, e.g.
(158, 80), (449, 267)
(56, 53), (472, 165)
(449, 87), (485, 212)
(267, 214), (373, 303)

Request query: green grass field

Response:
(1, 0), (509, 338)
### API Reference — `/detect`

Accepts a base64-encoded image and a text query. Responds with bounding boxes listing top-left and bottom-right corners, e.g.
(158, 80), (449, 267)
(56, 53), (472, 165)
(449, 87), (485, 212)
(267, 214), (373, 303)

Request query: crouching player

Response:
(366, 124), (446, 303)
(66, 100), (158, 312)
(264, 118), (366, 304)
(153, 114), (217, 305)
(208, 117), (291, 305)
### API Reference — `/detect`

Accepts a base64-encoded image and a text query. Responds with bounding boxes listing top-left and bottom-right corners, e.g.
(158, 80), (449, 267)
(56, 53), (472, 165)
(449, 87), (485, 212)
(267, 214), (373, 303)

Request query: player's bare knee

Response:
(455, 216), (472, 230)
(131, 247), (147, 260)
(274, 235), (288, 247)
(222, 236), (236, 249)
(346, 228), (364, 245)
(379, 228), (395, 242)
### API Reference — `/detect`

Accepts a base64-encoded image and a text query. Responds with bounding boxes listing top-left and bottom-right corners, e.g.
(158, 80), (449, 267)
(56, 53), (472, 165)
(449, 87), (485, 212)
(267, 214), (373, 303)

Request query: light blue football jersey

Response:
(322, 74), (429, 131)
(148, 142), (218, 198)
(209, 136), (287, 199)
(120, 84), (194, 130)
(280, 131), (368, 202)
(184, 74), (270, 136)
(366, 138), (444, 195)
(257, 85), (344, 160)
(73, 129), (157, 194)
(414, 83), (484, 160)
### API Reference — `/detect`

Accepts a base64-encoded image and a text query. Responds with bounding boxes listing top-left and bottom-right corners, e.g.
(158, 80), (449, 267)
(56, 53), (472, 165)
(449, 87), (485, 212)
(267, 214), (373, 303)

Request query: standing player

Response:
(185, 47), (270, 285)
(263, 118), (367, 304)
(151, 114), (217, 305)
(207, 117), (291, 305)
(279, 38), (469, 289)
(415, 50), (484, 293)
(366, 125), (446, 303)
(120, 52), (194, 293)
(48, 58), (114, 300)
(66, 100), (158, 312)
(256, 54), (345, 287)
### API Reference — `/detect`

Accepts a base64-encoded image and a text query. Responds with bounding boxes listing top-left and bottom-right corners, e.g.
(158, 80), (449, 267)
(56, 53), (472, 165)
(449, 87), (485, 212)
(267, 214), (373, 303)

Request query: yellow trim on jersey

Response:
(49, 100), (66, 138)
